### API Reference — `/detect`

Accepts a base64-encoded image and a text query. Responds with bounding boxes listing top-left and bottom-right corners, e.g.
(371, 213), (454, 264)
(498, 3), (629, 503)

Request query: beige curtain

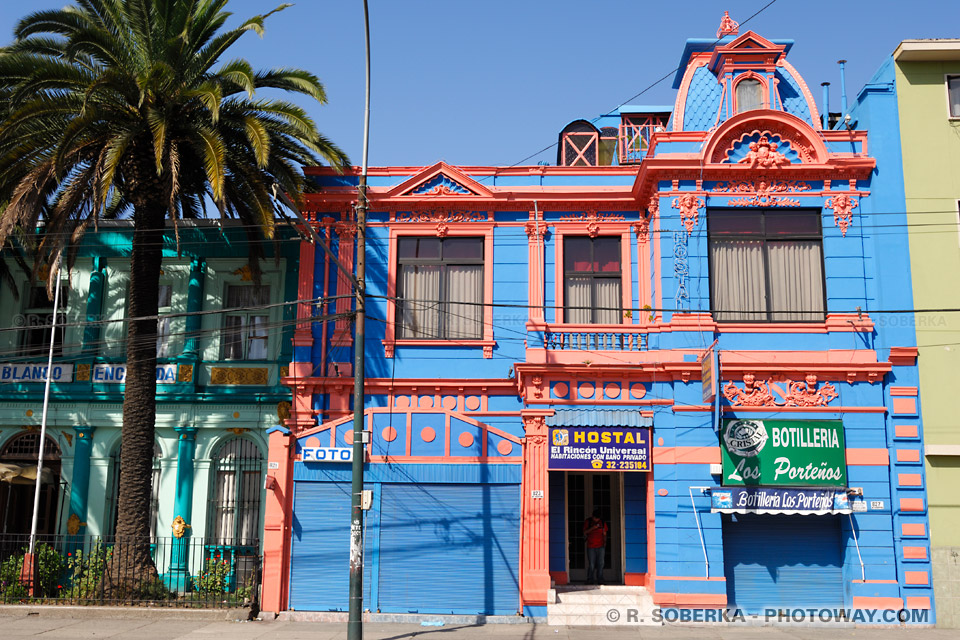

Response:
(711, 240), (766, 321)
(399, 265), (441, 338)
(565, 277), (591, 323)
(767, 241), (824, 321)
(444, 265), (483, 339)
(594, 278), (621, 324)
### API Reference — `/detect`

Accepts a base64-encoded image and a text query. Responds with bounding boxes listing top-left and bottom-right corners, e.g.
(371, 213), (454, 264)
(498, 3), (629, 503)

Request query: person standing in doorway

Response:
(583, 507), (608, 585)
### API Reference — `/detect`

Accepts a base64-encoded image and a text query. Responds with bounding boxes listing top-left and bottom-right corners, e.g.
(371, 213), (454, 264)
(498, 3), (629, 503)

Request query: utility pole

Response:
(24, 256), (61, 594)
(348, 2), (371, 639)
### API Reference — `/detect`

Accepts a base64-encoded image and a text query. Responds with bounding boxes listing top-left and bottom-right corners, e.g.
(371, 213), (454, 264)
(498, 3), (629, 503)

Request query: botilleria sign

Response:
(720, 419), (847, 487)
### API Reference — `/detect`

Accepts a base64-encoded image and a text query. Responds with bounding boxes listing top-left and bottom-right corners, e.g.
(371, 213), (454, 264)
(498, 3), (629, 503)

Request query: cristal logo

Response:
(723, 420), (768, 457)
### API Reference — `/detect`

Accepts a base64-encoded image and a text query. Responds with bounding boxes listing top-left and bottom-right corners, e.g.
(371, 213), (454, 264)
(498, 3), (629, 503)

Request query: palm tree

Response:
(0, 0), (348, 592)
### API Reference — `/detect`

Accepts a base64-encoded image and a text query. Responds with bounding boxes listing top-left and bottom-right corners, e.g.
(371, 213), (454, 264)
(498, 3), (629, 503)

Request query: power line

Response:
(494, 0), (782, 170)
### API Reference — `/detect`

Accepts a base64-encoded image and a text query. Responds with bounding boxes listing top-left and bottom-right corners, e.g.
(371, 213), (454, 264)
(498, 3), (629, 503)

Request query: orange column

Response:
(261, 427), (295, 614)
(332, 217), (356, 349)
(520, 412), (552, 609)
(524, 214), (545, 323)
(293, 239), (315, 348)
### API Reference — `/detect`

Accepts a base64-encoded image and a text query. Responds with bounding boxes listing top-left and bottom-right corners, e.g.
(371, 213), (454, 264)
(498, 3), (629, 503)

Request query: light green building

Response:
(0, 220), (300, 592)
(893, 40), (960, 625)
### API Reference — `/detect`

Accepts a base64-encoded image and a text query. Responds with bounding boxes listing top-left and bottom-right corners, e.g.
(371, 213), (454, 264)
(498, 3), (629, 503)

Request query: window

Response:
(156, 284), (173, 358)
(20, 284), (68, 358)
(397, 237), (483, 339)
(107, 443), (161, 538)
(709, 209), (825, 322)
(948, 75), (960, 118)
(222, 285), (270, 360)
(208, 438), (263, 547)
(564, 236), (622, 324)
(736, 78), (764, 113)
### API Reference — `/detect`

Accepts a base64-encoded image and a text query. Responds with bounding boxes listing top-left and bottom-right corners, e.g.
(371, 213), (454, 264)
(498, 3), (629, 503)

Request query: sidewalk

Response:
(0, 608), (953, 640)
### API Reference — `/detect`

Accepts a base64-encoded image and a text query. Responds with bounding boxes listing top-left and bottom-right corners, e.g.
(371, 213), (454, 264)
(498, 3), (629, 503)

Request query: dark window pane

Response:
(709, 211), (763, 235)
(564, 237), (592, 272)
(398, 237), (440, 260)
(442, 237), (483, 260)
(593, 237), (621, 272)
(949, 76), (960, 118)
(765, 211), (821, 236)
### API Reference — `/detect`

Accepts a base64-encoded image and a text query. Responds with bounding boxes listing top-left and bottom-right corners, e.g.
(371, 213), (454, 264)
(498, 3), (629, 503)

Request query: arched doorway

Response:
(0, 432), (62, 535)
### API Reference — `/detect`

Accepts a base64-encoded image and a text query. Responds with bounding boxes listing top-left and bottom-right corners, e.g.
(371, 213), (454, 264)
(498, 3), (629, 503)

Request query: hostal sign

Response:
(720, 419), (847, 487)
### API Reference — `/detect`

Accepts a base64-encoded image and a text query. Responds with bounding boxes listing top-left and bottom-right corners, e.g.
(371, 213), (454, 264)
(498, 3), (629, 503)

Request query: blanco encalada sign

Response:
(0, 363), (73, 383)
(92, 363), (178, 383)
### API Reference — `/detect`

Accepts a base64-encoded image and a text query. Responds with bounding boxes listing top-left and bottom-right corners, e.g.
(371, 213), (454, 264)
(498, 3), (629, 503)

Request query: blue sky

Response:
(1, 1), (957, 168)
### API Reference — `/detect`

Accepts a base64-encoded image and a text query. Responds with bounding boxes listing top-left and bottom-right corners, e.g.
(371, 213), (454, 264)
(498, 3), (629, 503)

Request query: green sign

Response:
(720, 419), (847, 487)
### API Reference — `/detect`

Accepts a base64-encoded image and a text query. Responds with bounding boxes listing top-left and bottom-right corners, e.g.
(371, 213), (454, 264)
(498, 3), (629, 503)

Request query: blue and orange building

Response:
(259, 14), (935, 624)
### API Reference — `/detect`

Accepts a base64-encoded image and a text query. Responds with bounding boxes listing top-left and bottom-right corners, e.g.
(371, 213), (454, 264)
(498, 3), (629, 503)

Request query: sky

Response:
(0, 1), (958, 169)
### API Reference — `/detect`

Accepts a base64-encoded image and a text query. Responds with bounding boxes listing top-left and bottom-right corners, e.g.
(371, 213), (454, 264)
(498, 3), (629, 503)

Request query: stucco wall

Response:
(896, 59), (960, 554)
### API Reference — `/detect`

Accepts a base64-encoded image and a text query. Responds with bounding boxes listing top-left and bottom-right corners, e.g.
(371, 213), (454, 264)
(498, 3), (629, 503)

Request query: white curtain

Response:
(247, 316), (269, 359)
(767, 241), (824, 321)
(736, 79), (764, 112)
(565, 277), (591, 323)
(444, 265), (483, 339)
(711, 240), (766, 321)
(239, 471), (260, 544)
(594, 279), (621, 324)
(399, 265), (441, 338)
(213, 470), (236, 544)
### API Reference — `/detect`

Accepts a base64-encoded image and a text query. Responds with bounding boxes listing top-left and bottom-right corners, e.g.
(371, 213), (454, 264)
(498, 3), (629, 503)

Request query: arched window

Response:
(208, 438), (263, 546)
(0, 432), (61, 535)
(107, 442), (161, 538)
(735, 78), (764, 113)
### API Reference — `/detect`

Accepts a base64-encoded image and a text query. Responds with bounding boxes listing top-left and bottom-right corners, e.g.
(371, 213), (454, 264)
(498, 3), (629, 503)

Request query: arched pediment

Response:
(702, 110), (829, 165)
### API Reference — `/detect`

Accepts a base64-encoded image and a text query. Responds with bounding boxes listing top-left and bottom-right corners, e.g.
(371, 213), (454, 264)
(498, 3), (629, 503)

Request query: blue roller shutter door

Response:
(723, 514), (844, 614)
(288, 482), (372, 611)
(377, 483), (520, 615)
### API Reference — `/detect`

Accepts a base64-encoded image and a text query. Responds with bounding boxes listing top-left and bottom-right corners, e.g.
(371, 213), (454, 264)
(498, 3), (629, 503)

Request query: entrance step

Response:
(547, 585), (659, 626)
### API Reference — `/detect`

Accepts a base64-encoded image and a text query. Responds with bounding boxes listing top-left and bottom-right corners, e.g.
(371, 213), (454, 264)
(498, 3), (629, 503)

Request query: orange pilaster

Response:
(293, 240), (315, 347)
(520, 412), (552, 609)
(261, 427), (295, 614)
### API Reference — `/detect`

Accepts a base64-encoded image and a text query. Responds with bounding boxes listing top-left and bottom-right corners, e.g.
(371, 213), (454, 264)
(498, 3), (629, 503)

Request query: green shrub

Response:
(194, 558), (230, 595)
(0, 543), (66, 600)
(62, 544), (111, 600)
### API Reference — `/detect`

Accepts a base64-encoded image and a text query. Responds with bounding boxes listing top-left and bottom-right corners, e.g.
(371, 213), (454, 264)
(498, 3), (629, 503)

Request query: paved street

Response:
(0, 609), (954, 640)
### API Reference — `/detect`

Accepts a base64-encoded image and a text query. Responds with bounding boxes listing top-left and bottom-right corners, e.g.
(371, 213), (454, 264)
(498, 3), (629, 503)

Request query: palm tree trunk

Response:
(105, 199), (166, 597)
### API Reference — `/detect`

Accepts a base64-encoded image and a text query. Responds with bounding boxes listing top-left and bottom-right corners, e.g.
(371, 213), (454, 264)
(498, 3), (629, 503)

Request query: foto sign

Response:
(302, 447), (353, 463)
(548, 427), (650, 472)
(720, 419), (846, 487)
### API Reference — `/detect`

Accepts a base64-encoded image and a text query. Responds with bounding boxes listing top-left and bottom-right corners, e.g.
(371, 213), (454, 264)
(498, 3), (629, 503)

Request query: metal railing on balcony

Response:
(0, 534), (260, 609)
(540, 324), (649, 352)
(618, 115), (667, 165)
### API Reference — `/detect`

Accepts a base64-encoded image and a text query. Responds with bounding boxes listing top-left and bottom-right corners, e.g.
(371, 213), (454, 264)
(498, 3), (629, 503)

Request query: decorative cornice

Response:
(713, 178), (812, 207)
(395, 210), (489, 223)
(723, 373), (839, 407)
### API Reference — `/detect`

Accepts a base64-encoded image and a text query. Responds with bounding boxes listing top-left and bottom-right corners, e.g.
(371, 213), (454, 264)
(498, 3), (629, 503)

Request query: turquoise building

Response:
(0, 220), (298, 587)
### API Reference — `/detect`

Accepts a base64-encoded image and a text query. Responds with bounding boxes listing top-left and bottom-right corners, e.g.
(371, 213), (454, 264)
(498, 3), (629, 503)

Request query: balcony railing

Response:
(538, 324), (649, 352)
(618, 116), (667, 165)
(0, 534), (260, 609)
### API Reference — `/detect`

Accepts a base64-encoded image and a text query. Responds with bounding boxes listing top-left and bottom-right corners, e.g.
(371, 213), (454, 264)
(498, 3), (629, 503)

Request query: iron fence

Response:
(0, 534), (260, 609)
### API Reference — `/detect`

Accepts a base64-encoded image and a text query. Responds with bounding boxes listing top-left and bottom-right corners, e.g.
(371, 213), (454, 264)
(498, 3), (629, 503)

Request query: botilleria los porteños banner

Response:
(720, 419), (847, 487)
